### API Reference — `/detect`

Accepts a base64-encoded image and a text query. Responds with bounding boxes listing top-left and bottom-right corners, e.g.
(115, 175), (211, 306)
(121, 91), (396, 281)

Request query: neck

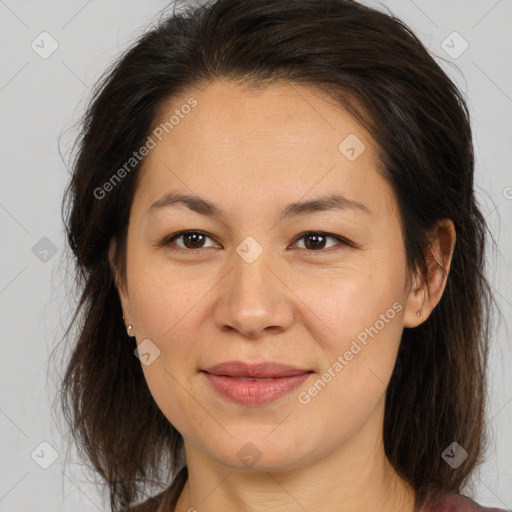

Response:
(173, 414), (416, 512)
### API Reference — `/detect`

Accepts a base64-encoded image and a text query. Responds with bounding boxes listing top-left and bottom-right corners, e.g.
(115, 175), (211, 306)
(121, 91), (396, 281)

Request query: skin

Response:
(111, 79), (456, 512)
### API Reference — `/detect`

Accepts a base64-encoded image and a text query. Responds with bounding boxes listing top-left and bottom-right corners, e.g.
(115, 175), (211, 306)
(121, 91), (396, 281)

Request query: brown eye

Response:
(162, 230), (351, 253)
(293, 231), (350, 252)
(164, 231), (218, 251)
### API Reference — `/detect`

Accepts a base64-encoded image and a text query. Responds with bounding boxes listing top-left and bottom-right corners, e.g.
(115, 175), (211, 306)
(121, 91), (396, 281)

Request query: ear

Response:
(109, 238), (132, 325)
(403, 218), (456, 328)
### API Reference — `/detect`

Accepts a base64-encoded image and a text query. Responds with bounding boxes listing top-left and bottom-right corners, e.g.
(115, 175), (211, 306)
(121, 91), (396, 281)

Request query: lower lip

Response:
(202, 371), (312, 406)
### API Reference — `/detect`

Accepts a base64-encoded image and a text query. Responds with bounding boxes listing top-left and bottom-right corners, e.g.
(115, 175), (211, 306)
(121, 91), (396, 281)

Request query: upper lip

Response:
(202, 360), (312, 378)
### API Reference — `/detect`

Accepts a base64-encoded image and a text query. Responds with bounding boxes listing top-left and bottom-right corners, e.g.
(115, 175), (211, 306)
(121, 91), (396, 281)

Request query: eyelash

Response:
(161, 230), (353, 254)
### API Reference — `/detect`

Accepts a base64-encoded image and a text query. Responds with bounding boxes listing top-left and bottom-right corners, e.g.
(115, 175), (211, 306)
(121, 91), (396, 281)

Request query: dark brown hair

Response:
(57, 0), (499, 510)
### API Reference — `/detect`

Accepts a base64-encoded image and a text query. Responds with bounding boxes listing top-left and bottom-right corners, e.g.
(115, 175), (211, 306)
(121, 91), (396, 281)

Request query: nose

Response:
(213, 246), (295, 338)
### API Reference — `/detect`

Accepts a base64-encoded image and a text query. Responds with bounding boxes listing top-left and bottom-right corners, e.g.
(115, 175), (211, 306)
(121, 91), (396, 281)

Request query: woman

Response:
(59, 0), (508, 511)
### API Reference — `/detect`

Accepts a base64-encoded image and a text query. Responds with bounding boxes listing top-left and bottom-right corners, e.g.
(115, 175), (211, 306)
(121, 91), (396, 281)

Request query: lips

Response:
(202, 360), (312, 379)
(201, 361), (313, 406)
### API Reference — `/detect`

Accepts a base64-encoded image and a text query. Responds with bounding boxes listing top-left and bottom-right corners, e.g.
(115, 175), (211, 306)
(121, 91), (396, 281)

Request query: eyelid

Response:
(161, 230), (353, 253)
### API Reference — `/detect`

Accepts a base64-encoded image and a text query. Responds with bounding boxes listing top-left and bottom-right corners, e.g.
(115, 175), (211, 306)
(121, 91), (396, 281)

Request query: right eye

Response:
(162, 230), (221, 252)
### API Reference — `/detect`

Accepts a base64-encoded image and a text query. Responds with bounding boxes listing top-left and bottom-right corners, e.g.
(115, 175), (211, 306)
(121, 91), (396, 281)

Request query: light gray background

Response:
(0, 1), (511, 510)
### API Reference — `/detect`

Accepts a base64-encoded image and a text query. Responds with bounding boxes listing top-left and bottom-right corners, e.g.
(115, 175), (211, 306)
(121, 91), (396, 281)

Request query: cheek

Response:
(311, 263), (405, 396)
(127, 263), (206, 341)
(317, 259), (405, 338)
(297, 293), (404, 444)
(127, 272), (206, 434)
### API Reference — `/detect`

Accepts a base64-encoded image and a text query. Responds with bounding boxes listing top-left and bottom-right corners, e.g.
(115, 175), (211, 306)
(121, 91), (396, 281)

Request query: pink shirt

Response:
(420, 493), (510, 511)
(127, 490), (511, 511)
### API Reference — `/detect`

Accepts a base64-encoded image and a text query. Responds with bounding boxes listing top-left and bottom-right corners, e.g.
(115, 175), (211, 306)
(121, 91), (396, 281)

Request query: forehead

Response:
(150, 79), (376, 159)
(134, 79), (397, 221)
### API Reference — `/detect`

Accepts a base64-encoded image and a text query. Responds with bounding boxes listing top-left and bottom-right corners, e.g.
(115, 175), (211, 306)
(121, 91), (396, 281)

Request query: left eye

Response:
(163, 230), (350, 252)
(292, 231), (349, 251)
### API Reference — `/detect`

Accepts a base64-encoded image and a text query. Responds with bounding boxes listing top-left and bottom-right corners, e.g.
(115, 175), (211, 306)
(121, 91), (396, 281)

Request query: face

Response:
(115, 79), (422, 472)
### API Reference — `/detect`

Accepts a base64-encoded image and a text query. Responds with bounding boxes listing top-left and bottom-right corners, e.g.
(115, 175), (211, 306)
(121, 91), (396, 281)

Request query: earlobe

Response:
(403, 270), (427, 328)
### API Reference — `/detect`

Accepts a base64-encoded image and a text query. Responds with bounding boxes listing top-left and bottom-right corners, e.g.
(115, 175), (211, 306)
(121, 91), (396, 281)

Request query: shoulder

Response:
(125, 466), (188, 512)
(421, 493), (511, 512)
(123, 489), (167, 512)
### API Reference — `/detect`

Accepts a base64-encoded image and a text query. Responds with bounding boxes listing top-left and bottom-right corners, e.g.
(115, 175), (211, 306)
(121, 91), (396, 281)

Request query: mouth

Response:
(200, 360), (313, 406)
(202, 360), (312, 379)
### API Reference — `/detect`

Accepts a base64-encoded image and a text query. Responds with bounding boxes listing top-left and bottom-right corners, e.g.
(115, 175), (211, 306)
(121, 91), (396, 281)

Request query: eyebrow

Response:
(148, 191), (373, 221)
